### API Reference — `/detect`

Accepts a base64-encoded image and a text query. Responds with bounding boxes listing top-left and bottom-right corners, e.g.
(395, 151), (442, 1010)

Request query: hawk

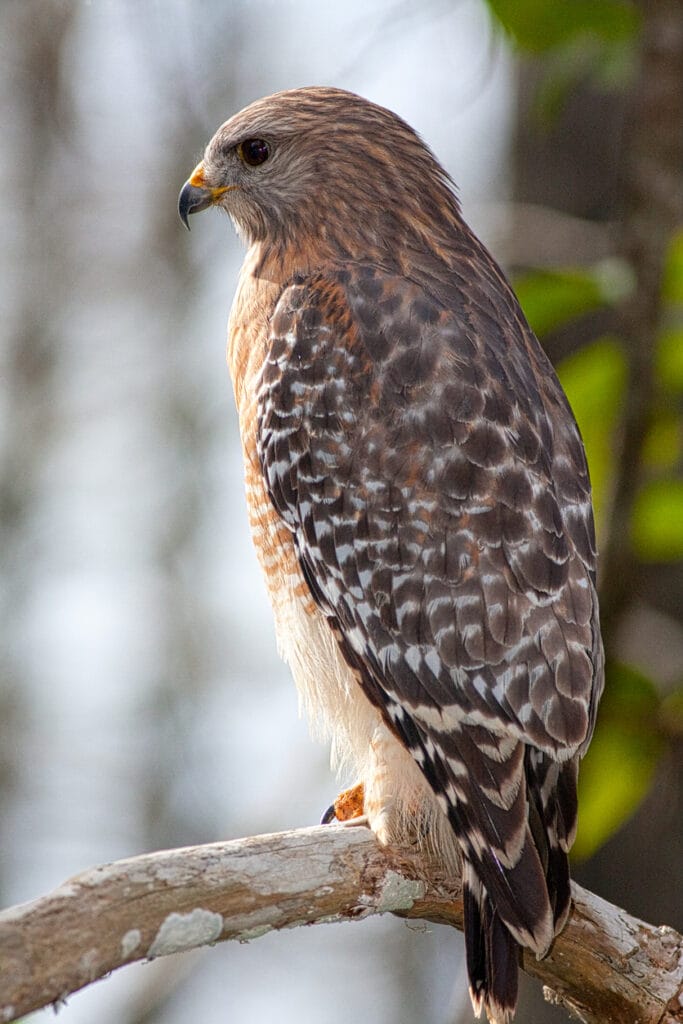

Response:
(179, 87), (604, 1023)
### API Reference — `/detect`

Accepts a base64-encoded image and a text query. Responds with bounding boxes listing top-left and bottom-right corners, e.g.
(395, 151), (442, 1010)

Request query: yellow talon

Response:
(333, 782), (366, 822)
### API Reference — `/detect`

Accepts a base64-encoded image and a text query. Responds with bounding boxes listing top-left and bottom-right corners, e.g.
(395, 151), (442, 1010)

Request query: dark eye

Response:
(239, 138), (270, 167)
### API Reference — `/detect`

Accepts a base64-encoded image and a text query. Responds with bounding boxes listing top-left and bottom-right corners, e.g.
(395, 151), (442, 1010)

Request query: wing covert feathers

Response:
(256, 257), (602, 1023)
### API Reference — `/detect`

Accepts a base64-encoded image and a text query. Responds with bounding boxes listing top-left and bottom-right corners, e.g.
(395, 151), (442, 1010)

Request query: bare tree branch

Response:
(1, 825), (681, 1024)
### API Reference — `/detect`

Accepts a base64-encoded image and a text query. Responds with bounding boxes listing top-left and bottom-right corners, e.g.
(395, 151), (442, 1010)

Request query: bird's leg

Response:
(320, 782), (367, 825)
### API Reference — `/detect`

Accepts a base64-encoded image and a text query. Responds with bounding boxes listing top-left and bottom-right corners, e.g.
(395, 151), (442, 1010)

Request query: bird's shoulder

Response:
(259, 260), (593, 539)
(261, 259), (520, 421)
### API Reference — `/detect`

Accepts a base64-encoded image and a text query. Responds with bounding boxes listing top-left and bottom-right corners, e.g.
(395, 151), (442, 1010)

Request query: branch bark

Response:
(1, 825), (681, 1024)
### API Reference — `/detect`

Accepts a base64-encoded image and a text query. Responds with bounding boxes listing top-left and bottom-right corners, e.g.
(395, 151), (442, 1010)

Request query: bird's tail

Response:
(460, 753), (578, 1023)
(463, 863), (518, 1024)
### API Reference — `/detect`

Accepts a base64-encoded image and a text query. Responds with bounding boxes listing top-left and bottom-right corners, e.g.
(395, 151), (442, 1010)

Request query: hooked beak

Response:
(178, 162), (232, 230)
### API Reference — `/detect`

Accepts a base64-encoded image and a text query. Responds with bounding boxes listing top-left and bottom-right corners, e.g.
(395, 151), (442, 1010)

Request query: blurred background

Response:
(1, 1), (681, 1022)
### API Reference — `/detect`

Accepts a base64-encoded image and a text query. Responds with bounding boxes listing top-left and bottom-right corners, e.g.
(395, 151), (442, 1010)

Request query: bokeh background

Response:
(1, 1), (681, 1022)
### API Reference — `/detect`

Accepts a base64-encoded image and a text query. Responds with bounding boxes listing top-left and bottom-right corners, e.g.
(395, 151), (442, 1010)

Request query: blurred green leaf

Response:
(486, 0), (639, 53)
(641, 415), (682, 472)
(556, 338), (627, 535)
(631, 479), (683, 561)
(656, 329), (683, 394)
(662, 229), (683, 304)
(533, 35), (636, 121)
(515, 262), (632, 338)
(515, 269), (604, 337)
(574, 663), (663, 860)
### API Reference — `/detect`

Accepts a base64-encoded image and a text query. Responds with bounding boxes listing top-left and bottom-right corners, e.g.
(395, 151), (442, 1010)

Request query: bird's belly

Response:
(275, 582), (455, 858)
(243, 445), (455, 859)
(250, 510), (448, 852)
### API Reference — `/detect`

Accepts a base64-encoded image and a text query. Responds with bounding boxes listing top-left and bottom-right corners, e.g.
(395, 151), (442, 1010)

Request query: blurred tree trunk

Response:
(509, 2), (683, 1020)
(0, 0), (77, 902)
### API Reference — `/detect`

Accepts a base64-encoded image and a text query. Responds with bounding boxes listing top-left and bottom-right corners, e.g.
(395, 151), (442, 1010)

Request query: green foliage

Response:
(485, 0), (639, 54)
(634, 232), (683, 561)
(555, 338), (626, 534)
(531, 35), (635, 122)
(573, 664), (664, 860)
(484, 0), (639, 121)
(659, 234), (683, 397)
(641, 414), (682, 472)
(657, 329), (683, 394)
(514, 269), (605, 337)
(662, 229), (683, 304)
(632, 480), (683, 561)
(515, 263), (633, 339)
(637, 234), (683, 560)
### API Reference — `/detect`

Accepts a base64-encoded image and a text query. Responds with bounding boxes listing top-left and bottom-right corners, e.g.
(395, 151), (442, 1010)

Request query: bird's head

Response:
(178, 86), (461, 254)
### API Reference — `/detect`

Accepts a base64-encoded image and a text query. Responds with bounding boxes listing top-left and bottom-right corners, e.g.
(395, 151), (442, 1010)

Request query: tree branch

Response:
(1, 825), (682, 1023)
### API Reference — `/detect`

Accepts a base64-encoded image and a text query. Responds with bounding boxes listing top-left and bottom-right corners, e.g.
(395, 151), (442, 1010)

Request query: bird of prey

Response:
(179, 87), (604, 1023)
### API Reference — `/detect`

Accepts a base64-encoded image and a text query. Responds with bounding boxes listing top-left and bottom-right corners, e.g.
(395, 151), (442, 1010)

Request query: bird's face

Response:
(179, 88), (351, 246)
(178, 86), (462, 253)
(179, 117), (311, 244)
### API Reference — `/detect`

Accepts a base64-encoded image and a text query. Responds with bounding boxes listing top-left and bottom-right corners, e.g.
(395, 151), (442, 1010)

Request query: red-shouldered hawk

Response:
(179, 87), (604, 1024)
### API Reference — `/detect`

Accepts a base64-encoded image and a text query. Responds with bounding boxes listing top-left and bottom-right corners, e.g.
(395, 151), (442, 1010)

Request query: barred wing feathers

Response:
(256, 263), (603, 1019)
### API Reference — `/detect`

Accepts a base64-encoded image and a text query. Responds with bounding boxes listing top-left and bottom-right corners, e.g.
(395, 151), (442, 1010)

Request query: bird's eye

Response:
(238, 138), (270, 167)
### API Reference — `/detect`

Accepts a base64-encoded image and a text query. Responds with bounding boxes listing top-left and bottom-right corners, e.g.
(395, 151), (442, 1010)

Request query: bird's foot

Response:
(320, 782), (366, 825)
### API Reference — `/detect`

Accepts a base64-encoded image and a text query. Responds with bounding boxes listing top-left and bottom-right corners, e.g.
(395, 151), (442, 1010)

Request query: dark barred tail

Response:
(458, 752), (579, 1022)
(436, 743), (573, 1022)
(525, 750), (578, 934)
(463, 866), (519, 1024)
